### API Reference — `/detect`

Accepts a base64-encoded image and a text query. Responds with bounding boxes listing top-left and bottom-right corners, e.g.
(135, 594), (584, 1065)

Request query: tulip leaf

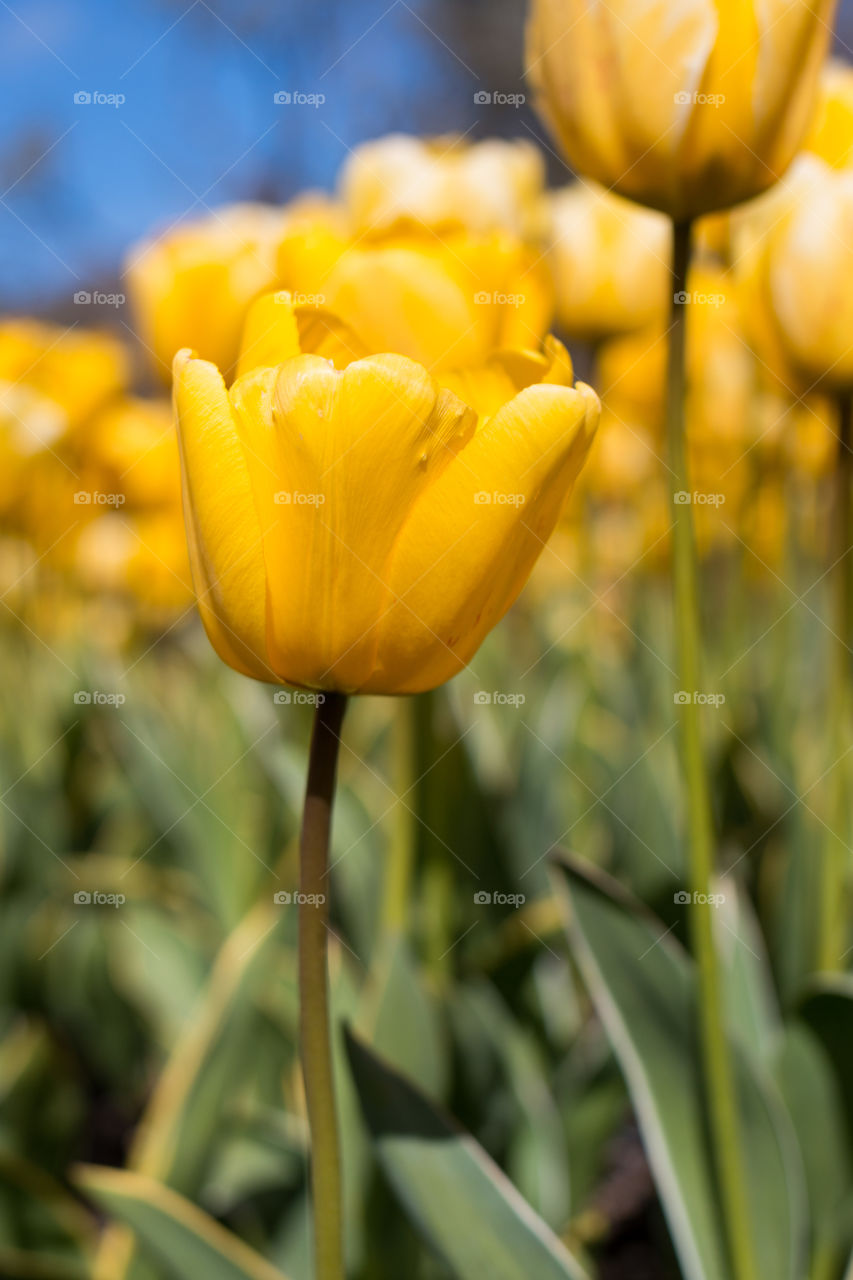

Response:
(771, 1022), (853, 1272)
(552, 854), (806, 1280)
(345, 1029), (590, 1280)
(75, 1167), (290, 1280)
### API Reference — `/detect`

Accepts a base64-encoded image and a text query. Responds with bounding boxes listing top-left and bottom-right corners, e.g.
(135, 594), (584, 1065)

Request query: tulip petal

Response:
(367, 380), (600, 693)
(173, 350), (272, 680)
(322, 247), (488, 372)
(229, 354), (476, 691)
(235, 292), (302, 380)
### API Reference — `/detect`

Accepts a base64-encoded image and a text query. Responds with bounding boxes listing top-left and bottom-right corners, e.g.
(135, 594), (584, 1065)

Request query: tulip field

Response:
(3, 2), (853, 1280)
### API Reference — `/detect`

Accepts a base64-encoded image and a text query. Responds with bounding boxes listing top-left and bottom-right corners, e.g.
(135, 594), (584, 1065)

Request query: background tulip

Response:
(759, 155), (853, 391)
(339, 134), (546, 238)
(540, 182), (671, 341)
(126, 198), (345, 382)
(526, 0), (837, 221)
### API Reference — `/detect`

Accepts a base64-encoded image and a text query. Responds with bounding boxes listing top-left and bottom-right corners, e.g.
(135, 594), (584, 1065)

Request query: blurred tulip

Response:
(541, 183), (670, 342)
(87, 396), (182, 509)
(802, 59), (853, 168)
(0, 319), (128, 437)
(526, 0), (836, 221)
(315, 231), (554, 375)
(174, 293), (599, 694)
(76, 510), (192, 614)
(126, 198), (346, 381)
(757, 154), (853, 391)
(339, 134), (545, 238)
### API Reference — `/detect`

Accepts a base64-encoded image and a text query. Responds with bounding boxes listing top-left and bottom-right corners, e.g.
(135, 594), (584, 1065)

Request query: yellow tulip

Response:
(339, 134), (545, 239)
(315, 232), (554, 375)
(0, 319), (128, 437)
(87, 397), (182, 509)
(174, 293), (599, 694)
(758, 154), (853, 390)
(541, 183), (670, 341)
(126, 198), (346, 381)
(525, 0), (836, 221)
(802, 59), (853, 168)
(76, 510), (193, 614)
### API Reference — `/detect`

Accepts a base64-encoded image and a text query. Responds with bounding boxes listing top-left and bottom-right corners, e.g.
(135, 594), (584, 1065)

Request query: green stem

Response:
(299, 692), (347, 1280)
(818, 391), (853, 971)
(667, 220), (757, 1280)
(381, 697), (417, 937)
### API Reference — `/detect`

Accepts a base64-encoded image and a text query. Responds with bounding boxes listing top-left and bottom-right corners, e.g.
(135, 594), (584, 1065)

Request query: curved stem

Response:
(818, 391), (853, 971)
(666, 220), (757, 1280)
(299, 692), (347, 1280)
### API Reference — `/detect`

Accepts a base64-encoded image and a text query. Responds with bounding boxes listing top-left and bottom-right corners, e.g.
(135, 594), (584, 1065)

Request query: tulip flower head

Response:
(759, 154), (853, 391)
(339, 134), (546, 239)
(174, 292), (599, 695)
(526, 0), (837, 221)
(541, 183), (670, 341)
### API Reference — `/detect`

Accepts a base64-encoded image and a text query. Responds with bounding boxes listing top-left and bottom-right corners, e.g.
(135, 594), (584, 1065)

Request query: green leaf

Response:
(715, 877), (780, 1061)
(75, 1167), (289, 1280)
(772, 1023), (853, 1271)
(552, 854), (806, 1280)
(345, 1028), (590, 1280)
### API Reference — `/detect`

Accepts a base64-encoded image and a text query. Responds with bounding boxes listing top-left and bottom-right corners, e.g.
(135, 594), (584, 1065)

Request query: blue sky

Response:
(0, 0), (532, 308)
(1, 0), (850, 311)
